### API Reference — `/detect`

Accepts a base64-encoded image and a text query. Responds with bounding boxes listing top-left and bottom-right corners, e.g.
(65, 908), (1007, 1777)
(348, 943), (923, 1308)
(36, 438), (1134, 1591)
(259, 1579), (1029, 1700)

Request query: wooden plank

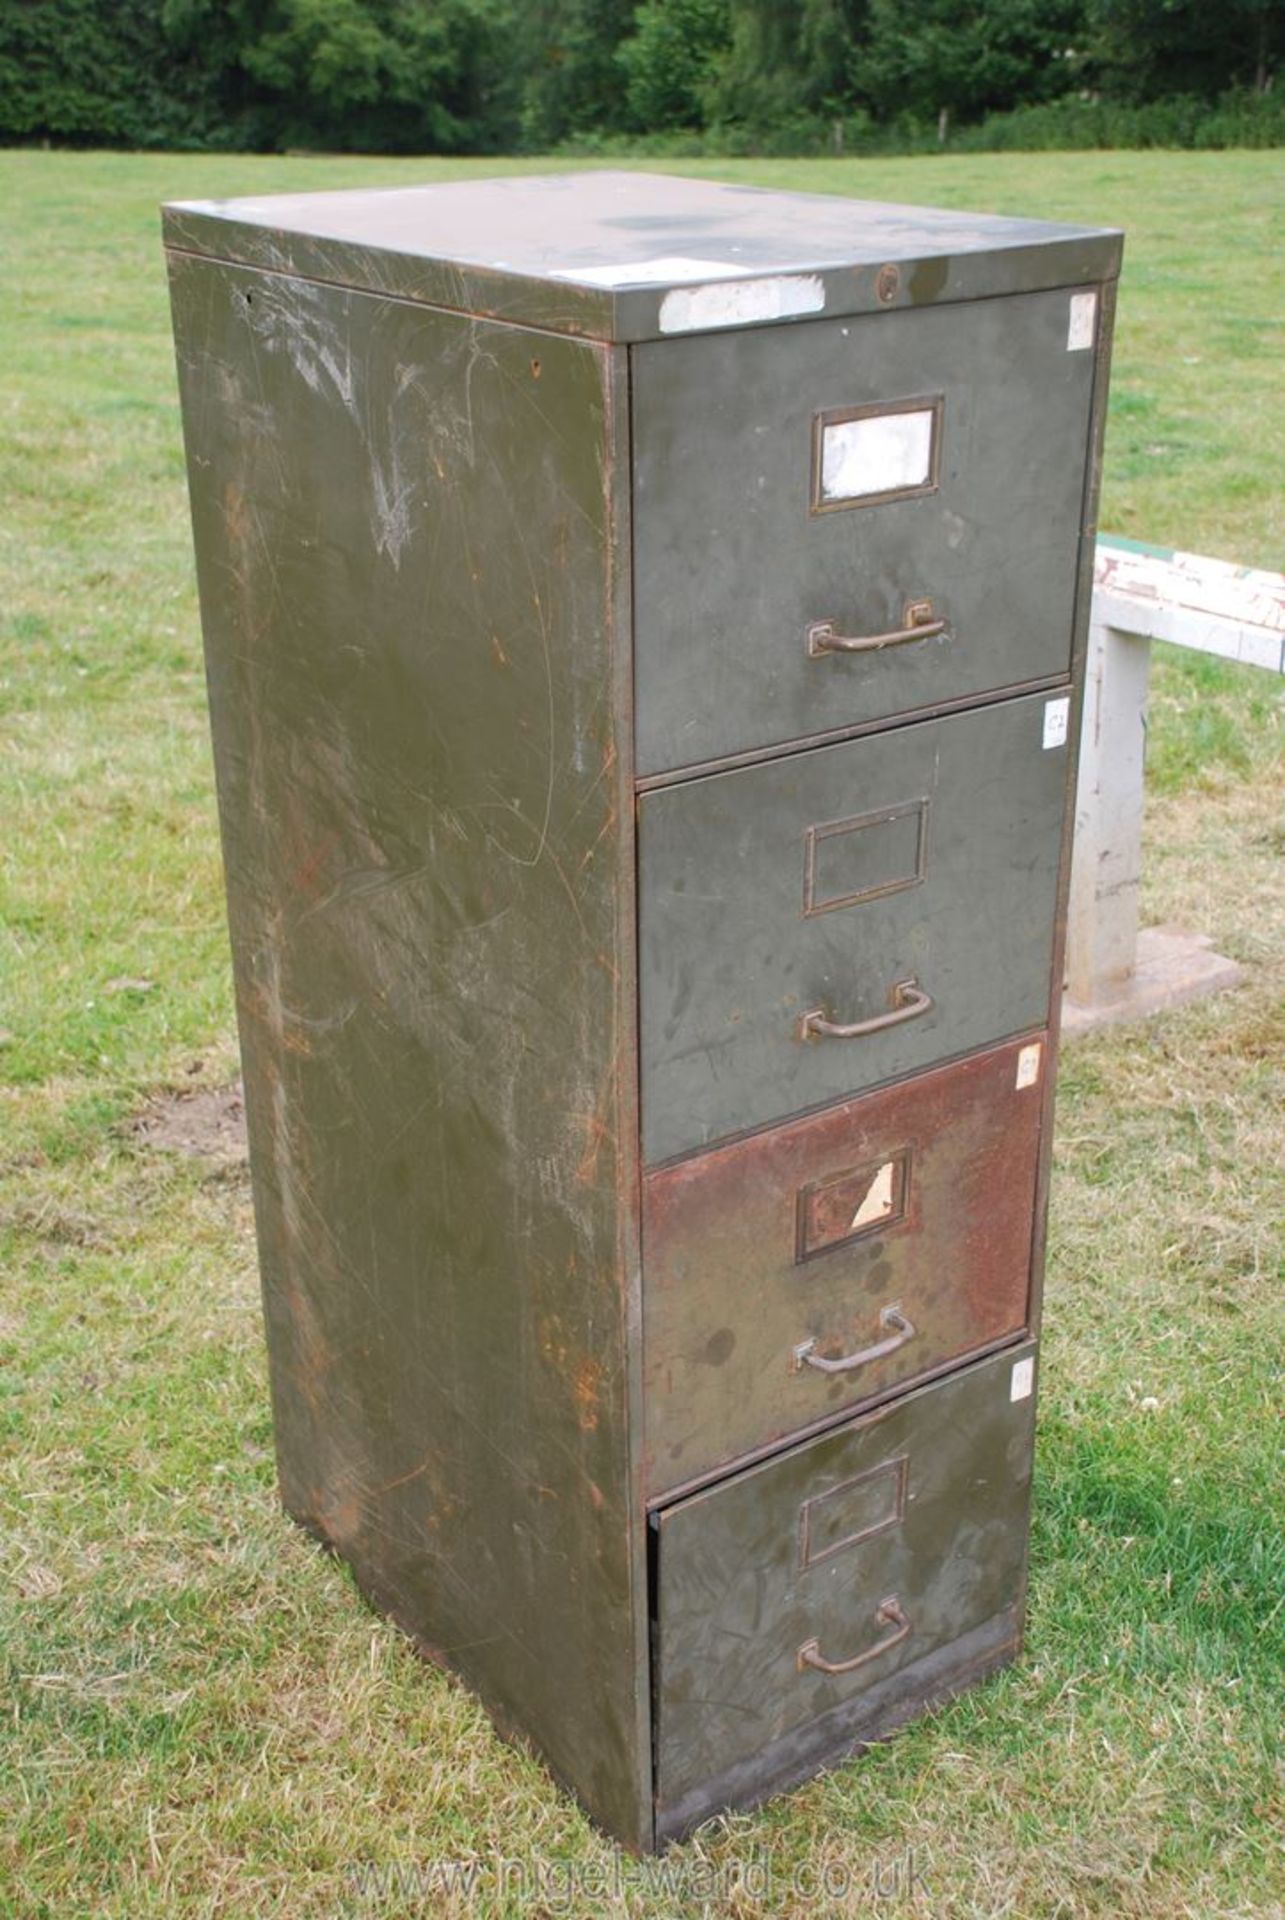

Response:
(1095, 586), (1284, 674)
(1066, 534), (1274, 1017)
(1096, 537), (1285, 667)
(1068, 617), (1149, 1002)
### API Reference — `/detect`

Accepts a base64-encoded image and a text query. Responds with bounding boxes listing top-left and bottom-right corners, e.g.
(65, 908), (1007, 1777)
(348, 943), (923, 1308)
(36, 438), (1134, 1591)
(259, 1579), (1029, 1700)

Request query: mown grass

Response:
(1, 150), (1282, 1918)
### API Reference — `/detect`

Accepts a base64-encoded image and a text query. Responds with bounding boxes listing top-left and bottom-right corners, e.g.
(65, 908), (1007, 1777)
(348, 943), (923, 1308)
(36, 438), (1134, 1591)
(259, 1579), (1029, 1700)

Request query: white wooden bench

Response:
(1064, 537), (1283, 1033)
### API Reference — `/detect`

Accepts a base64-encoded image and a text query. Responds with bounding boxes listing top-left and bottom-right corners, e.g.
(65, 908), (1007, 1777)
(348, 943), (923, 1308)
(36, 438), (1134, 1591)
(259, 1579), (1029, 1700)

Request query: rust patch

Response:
(875, 262), (900, 304)
(223, 477), (251, 545)
(278, 1267), (336, 1423)
(318, 1483), (363, 1548)
(642, 1033), (1046, 1496)
(290, 833), (341, 899)
(573, 1356), (603, 1432)
(574, 1086), (615, 1186)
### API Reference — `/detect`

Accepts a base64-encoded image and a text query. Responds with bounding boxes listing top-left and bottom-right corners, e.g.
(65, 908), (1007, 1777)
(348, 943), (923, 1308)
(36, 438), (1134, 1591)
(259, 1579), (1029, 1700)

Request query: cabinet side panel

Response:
(167, 255), (646, 1843)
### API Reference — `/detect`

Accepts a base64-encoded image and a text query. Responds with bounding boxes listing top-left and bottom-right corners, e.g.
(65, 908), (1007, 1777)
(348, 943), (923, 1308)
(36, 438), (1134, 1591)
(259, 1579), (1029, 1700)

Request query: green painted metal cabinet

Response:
(164, 172), (1119, 1851)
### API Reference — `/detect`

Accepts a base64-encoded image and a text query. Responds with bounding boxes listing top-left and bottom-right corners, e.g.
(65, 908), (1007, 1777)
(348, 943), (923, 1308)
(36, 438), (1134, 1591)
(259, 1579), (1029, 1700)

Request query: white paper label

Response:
(820, 407), (936, 504)
(550, 255), (763, 289)
(1068, 291), (1098, 351)
(850, 1160), (896, 1232)
(1010, 1357), (1035, 1402)
(1043, 696), (1070, 749)
(659, 273), (825, 334)
(1015, 1041), (1043, 1090)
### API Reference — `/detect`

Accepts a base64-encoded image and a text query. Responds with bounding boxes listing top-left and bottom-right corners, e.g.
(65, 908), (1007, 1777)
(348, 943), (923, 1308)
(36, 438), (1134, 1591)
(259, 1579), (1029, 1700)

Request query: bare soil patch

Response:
(130, 1082), (249, 1163)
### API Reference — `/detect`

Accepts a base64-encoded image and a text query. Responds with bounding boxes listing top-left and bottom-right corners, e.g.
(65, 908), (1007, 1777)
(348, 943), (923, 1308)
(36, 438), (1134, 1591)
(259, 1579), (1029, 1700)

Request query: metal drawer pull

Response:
(798, 1596), (911, 1675)
(793, 1304), (916, 1376)
(807, 599), (945, 658)
(798, 978), (933, 1042)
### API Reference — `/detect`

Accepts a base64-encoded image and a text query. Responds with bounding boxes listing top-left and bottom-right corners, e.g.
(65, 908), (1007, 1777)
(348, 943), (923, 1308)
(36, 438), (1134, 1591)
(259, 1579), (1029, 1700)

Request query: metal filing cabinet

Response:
(164, 173), (1119, 1850)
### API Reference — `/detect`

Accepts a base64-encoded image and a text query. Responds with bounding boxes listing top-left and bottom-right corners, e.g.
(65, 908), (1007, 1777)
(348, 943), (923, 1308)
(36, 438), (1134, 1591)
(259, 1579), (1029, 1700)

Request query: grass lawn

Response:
(1, 149), (1282, 1917)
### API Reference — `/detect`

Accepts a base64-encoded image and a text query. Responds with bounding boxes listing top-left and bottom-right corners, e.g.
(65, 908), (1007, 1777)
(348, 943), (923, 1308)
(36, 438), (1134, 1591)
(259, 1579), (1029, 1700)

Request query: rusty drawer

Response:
(632, 285), (1099, 775)
(652, 1340), (1037, 1839)
(638, 688), (1070, 1164)
(642, 1034), (1045, 1498)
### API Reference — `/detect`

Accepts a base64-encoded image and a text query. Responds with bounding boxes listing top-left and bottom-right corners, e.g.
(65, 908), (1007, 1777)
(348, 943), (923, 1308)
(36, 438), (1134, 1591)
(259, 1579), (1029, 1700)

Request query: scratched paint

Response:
(167, 248), (649, 1846)
(163, 172), (1120, 343)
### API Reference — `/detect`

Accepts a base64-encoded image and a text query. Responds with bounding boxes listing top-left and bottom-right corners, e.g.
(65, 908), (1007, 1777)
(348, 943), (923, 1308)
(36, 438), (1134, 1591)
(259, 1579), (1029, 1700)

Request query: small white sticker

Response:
(1015, 1041), (1043, 1090)
(1010, 1357), (1035, 1402)
(659, 273), (825, 334)
(1068, 291), (1098, 351)
(1043, 696), (1070, 750)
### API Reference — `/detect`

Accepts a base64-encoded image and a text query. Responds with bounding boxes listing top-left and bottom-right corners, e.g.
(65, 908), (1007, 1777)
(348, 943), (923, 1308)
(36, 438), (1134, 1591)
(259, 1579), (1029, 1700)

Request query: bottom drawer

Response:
(652, 1341), (1037, 1838)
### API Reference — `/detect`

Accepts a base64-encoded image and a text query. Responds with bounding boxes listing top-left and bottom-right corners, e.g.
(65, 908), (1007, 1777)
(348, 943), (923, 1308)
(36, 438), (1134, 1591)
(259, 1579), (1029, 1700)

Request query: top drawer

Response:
(632, 285), (1100, 775)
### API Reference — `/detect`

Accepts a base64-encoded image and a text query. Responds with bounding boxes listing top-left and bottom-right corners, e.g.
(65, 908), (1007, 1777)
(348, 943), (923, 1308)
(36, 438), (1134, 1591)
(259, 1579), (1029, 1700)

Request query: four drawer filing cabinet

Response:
(165, 172), (1120, 1850)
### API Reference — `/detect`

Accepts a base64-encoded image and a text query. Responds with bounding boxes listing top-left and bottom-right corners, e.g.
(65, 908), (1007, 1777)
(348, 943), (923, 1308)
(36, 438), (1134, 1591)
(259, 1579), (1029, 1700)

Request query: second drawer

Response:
(643, 1033), (1045, 1497)
(638, 689), (1071, 1163)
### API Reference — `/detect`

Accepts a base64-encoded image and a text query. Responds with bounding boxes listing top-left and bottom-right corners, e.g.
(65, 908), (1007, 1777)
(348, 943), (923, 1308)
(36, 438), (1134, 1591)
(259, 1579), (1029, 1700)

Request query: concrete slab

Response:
(1062, 923), (1244, 1038)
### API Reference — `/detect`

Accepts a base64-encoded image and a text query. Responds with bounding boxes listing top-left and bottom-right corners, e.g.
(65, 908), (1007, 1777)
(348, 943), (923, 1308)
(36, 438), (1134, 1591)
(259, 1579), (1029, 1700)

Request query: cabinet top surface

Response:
(163, 169), (1121, 343)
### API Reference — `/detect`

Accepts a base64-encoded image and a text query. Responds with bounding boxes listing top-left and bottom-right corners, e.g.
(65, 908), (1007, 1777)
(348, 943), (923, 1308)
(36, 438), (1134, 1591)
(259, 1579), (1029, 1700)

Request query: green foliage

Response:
(517, 0), (637, 147)
(564, 85), (1285, 157)
(0, 0), (1280, 152)
(705, 0), (867, 140)
(240, 0), (522, 152)
(951, 85), (1285, 150)
(0, 0), (522, 152)
(860, 0), (1085, 126)
(617, 0), (730, 133)
(0, 0), (225, 148)
(1089, 0), (1281, 101)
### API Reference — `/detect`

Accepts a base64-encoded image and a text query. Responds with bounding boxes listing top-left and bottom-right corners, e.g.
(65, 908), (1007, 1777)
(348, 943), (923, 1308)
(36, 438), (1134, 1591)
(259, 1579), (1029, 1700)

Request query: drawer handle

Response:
(798, 1596), (911, 1676)
(793, 1304), (916, 1376)
(798, 978), (933, 1042)
(807, 599), (945, 658)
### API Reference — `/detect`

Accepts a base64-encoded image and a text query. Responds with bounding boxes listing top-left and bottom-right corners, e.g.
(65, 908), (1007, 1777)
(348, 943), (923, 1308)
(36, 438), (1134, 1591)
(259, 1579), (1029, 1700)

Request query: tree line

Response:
(0, 0), (1279, 154)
